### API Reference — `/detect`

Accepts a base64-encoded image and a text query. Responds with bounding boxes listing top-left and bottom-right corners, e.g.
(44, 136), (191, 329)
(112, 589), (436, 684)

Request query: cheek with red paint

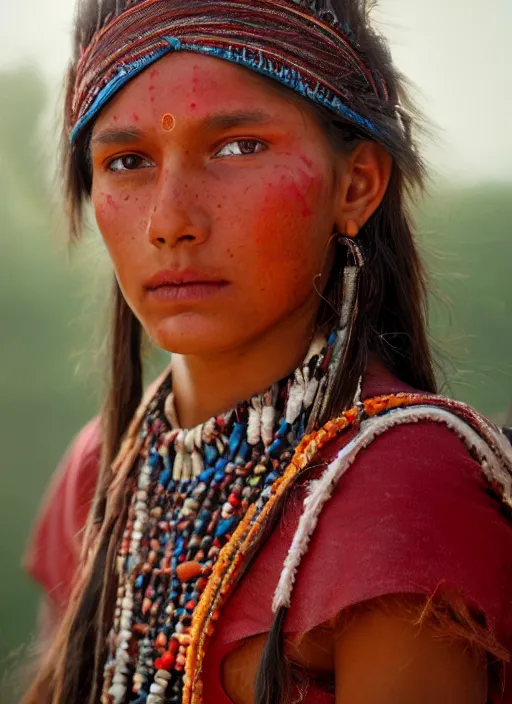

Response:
(251, 165), (327, 254)
(226, 162), (330, 312)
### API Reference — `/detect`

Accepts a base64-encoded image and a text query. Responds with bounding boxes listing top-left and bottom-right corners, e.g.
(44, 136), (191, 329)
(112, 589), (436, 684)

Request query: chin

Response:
(145, 314), (245, 356)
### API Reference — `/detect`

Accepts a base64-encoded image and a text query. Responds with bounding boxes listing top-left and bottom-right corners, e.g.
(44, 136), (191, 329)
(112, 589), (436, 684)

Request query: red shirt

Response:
(24, 365), (512, 701)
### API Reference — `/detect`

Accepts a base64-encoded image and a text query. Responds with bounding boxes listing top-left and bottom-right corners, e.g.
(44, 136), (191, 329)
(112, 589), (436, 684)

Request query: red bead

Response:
(196, 577), (208, 591)
(169, 638), (180, 654)
(160, 650), (175, 670)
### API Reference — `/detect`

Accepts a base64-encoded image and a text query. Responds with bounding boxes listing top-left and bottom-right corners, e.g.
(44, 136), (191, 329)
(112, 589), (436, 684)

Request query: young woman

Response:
(23, 0), (512, 702)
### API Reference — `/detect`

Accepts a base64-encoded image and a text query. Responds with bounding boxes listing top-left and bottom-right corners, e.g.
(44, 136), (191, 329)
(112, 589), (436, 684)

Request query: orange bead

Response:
(156, 632), (167, 649)
(176, 560), (202, 582)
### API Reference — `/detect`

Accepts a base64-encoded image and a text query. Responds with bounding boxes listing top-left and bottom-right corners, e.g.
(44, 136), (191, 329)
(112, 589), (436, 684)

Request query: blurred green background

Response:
(0, 65), (511, 692)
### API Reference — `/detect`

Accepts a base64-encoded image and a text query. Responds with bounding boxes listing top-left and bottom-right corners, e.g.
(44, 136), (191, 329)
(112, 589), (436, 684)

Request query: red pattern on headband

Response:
(71, 0), (388, 136)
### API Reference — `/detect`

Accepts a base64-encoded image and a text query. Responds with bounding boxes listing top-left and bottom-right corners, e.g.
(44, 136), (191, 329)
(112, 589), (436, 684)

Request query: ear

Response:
(334, 141), (392, 237)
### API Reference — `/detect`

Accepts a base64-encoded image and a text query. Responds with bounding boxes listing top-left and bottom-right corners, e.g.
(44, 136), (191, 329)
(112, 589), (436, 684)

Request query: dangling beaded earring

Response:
(308, 221), (365, 429)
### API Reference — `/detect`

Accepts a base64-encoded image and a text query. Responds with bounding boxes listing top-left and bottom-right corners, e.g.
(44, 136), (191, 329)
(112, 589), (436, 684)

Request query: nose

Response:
(147, 166), (210, 249)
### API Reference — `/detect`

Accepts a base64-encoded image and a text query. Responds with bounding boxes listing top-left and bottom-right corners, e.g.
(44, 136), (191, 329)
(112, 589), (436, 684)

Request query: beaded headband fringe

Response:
(70, 0), (393, 142)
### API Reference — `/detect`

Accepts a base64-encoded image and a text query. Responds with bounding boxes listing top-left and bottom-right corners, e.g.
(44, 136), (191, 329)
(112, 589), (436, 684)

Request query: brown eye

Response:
(215, 139), (266, 158)
(108, 154), (153, 172)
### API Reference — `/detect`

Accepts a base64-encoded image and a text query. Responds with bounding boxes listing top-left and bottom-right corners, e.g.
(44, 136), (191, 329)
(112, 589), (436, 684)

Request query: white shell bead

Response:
(108, 683), (126, 703)
(147, 694), (165, 704)
(150, 682), (166, 695)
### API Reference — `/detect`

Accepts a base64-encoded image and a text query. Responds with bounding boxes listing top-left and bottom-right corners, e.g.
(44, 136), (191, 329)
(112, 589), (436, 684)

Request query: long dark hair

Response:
(23, 1), (437, 702)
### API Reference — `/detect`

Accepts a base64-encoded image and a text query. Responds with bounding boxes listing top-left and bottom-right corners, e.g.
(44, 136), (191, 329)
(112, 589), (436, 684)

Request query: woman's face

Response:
(90, 52), (344, 355)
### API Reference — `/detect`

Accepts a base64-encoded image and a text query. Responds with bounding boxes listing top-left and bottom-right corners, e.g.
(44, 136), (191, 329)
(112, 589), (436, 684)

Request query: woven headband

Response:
(70, 0), (390, 143)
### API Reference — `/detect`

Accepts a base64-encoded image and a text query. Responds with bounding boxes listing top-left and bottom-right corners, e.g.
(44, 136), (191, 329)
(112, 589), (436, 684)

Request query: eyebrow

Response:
(91, 110), (275, 146)
(91, 127), (145, 146)
(201, 109), (274, 131)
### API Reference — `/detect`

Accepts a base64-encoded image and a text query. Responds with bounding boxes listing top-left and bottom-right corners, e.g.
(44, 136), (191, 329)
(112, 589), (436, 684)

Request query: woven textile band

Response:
(70, 0), (390, 143)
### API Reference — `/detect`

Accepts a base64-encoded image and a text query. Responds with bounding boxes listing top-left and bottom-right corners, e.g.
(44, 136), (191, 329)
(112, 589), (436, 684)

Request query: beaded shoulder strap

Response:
(183, 392), (512, 703)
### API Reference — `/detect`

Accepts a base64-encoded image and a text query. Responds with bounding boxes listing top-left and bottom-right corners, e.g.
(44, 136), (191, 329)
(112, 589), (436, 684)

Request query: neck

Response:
(171, 312), (319, 429)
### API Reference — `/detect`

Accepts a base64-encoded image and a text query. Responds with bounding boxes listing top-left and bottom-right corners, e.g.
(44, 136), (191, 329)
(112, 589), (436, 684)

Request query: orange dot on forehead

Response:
(161, 113), (175, 131)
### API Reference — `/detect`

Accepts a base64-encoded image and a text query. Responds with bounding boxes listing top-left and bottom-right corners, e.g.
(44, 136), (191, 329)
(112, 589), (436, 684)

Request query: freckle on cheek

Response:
(133, 112), (139, 122)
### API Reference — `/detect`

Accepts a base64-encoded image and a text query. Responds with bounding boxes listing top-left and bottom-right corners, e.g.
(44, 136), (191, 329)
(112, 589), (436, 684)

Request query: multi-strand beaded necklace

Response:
(101, 332), (337, 704)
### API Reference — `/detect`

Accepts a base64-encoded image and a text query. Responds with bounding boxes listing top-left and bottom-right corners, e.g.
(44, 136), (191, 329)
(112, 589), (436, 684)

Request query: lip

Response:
(144, 269), (228, 290)
(144, 269), (230, 303)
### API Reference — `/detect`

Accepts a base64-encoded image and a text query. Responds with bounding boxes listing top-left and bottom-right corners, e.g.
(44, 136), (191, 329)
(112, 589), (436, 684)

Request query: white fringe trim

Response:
(272, 404), (512, 613)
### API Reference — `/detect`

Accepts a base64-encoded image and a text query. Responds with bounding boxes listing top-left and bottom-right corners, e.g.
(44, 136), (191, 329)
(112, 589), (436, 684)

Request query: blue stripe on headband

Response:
(70, 35), (382, 143)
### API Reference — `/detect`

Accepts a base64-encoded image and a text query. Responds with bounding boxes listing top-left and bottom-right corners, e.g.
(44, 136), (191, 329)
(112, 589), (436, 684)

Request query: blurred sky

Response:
(1, 0), (511, 183)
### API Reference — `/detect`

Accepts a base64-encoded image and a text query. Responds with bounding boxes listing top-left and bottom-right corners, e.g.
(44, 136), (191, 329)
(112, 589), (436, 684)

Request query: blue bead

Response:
(265, 471), (278, 486)
(148, 450), (160, 468)
(216, 517), (236, 537)
(236, 440), (250, 462)
(215, 457), (229, 471)
(214, 470), (225, 482)
(204, 444), (218, 465)
(276, 419), (290, 438)
(268, 437), (286, 457)
(135, 575), (144, 589)
(158, 468), (170, 487)
(133, 693), (148, 704)
(228, 422), (244, 456)
(198, 467), (215, 482)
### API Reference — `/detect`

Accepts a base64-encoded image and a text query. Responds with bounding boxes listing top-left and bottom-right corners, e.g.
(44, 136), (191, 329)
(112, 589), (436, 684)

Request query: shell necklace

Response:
(102, 331), (337, 704)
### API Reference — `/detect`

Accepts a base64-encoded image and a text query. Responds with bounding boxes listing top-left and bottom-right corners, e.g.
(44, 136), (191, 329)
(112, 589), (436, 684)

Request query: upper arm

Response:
(333, 598), (488, 704)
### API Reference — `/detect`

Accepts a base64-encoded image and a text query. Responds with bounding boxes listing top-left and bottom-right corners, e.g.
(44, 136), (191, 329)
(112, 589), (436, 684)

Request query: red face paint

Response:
(90, 52), (337, 357)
